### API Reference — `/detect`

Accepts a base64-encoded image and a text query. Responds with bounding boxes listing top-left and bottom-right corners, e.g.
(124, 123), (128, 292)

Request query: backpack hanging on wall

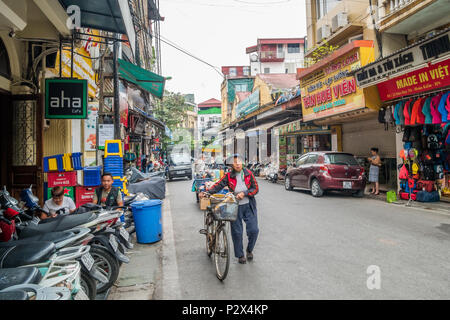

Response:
(422, 165), (435, 180)
(402, 127), (411, 142)
(378, 108), (386, 123)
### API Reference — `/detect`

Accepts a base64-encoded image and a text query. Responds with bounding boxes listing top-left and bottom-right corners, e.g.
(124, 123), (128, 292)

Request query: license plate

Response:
(74, 288), (89, 300)
(177, 171), (185, 174)
(119, 227), (130, 241)
(343, 181), (352, 189)
(109, 234), (118, 252)
(81, 253), (95, 271)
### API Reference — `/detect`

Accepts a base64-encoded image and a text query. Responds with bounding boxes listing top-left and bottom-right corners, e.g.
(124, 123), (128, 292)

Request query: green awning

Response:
(118, 59), (166, 99)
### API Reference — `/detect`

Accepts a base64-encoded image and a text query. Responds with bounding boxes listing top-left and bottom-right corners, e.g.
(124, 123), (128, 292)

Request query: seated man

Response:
(42, 186), (76, 219)
(92, 173), (124, 207)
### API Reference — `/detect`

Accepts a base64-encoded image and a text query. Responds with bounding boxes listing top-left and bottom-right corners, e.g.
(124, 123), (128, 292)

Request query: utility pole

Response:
(113, 33), (120, 140)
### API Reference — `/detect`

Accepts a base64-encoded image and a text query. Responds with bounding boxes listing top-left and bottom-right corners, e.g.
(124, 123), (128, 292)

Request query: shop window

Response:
(0, 39), (11, 79)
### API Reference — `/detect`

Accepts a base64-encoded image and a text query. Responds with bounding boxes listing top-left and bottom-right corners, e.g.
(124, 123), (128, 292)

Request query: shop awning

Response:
(58, 0), (136, 53)
(119, 59), (166, 99)
(246, 120), (282, 135)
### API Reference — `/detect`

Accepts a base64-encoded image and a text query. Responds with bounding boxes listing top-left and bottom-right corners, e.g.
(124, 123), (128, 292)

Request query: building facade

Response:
(246, 38), (306, 75)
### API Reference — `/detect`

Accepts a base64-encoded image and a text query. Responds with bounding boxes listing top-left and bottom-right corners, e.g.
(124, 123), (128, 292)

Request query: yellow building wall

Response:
(253, 76), (272, 106)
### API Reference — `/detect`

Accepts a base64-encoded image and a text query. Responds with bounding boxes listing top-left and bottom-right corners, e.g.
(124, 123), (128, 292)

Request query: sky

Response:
(158, 0), (307, 104)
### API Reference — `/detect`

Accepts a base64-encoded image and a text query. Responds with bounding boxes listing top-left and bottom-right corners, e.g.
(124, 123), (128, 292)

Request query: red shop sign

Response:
(377, 59), (450, 101)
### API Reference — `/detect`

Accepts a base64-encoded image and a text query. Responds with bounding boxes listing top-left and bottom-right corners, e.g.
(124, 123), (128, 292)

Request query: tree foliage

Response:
(304, 41), (339, 67)
(154, 91), (189, 130)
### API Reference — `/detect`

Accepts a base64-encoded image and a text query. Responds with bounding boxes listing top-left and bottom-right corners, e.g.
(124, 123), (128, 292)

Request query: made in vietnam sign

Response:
(300, 48), (370, 122)
(45, 78), (88, 119)
(377, 58), (450, 101)
(355, 30), (450, 88)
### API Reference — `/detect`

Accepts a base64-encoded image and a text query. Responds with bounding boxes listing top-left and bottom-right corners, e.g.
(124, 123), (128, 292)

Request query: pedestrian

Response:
(42, 186), (76, 218)
(147, 160), (154, 172)
(92, 173), (124, 207)
(367, 147), (382, 195)
(141, 154), (148, 173)
(200, 154), (259, 264)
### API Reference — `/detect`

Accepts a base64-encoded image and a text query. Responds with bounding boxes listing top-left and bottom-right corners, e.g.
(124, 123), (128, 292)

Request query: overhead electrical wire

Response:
(155, 34), (224, 78)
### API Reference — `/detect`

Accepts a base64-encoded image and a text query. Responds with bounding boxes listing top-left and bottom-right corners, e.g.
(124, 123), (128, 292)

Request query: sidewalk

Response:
(272, 178), (450, 215)
(107, 232), (163, 300)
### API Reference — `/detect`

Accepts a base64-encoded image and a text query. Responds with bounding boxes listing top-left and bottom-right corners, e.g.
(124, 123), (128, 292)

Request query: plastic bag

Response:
(386, 190), (397, 203)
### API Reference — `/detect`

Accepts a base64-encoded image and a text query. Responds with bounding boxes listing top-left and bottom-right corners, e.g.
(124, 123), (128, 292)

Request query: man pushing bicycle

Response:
(200, 154), (259, 264)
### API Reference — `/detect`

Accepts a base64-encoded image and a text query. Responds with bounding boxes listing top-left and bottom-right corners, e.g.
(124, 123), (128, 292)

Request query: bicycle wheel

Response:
(204, 211), (214, 257)
(214, 223), (230, 281)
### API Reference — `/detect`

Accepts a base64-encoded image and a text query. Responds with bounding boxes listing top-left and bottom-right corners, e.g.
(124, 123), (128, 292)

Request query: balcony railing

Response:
(384, 0), (416, 17)
(260, 51), (285, 61)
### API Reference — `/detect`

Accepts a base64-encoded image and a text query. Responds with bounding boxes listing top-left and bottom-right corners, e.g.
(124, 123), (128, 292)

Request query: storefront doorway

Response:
(9, 95), (44, 203)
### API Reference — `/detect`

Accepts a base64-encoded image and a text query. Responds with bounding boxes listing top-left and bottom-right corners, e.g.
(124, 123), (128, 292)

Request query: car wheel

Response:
(285, 176), (293, 191)
(352, 189), (365, 198)
(311, 179), (324, 197)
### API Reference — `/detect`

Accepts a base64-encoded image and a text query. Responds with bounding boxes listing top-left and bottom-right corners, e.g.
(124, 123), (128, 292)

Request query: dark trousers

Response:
(230, 203), (259, 258)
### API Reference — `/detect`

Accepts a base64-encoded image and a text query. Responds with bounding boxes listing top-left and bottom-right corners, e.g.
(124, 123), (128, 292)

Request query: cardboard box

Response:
(200, 198), (211, 211)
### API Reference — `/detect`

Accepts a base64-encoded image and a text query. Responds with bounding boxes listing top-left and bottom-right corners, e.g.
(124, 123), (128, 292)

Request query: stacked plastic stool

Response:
(103, 140), (128, 196)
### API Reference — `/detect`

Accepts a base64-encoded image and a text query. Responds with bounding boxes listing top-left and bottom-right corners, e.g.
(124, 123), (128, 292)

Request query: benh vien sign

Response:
(45, 78), (88, 119)
(299, 41), (378, 122)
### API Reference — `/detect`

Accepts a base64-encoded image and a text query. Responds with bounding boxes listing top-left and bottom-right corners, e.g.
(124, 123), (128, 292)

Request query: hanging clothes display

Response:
(392, 90), (450, 202)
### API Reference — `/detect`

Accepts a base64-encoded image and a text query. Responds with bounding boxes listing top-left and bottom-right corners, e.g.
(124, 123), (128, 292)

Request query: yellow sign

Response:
(300, 44), (378, 122)
(50, 30), (100, 98)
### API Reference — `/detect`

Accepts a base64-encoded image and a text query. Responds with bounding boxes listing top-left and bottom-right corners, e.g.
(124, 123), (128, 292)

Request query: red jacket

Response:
(206, 168), (259, 197)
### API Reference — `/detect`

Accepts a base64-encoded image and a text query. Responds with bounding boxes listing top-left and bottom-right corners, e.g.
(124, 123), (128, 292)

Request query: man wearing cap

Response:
(200, 154), (259, 264)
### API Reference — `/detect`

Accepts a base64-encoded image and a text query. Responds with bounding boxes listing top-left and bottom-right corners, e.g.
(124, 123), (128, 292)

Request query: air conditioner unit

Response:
(331, 12), (348, 33)
(317, 25), (331, 42)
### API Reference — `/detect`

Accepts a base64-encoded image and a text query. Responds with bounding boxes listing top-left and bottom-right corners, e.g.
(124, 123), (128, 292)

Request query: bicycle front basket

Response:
(212, 202), (238, 222)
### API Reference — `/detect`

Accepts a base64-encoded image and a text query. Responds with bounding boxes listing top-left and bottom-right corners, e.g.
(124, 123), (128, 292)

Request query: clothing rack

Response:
(382, 86), (450, 105)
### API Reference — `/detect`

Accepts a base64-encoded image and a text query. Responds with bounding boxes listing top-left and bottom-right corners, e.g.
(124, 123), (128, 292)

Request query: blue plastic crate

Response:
(72, 152), (83, 170)
(83, 166), (102, 186)
(43, 155), (64, 172)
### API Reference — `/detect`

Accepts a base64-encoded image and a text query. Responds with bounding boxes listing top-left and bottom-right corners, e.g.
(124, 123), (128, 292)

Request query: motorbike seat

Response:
(123, 195), (137, 206)
(0, 290), (29, 300)
(18, 230), (77, 243)
(0, 267), (42, 290)
(0, 242), (56, 268)
(18, 212), (97, 238)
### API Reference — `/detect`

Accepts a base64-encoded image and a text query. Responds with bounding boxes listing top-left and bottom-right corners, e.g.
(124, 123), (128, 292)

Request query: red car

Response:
(285, 152), (366, 197)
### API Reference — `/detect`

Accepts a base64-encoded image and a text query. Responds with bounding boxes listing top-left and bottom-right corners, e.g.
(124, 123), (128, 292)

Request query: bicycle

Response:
(199, 192), (238, 281)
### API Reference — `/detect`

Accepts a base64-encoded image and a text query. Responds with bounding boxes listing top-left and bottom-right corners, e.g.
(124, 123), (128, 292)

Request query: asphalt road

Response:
(163, 177), (450, 299)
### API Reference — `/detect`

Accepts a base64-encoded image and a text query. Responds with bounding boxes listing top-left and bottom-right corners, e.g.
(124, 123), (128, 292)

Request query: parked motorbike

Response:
(0, 186), (130, 295)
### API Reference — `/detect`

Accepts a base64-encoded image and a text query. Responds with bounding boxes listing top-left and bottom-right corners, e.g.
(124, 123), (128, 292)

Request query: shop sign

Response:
(300, 48), (371, 122)
(277, 120), (329, 135)
(377, 58), (450, 101)
(84, 102), (98, 151)
(45, 78), (87, 119)
(355, 30), (450, 88)
(129, 134), (142, 143)
(236, 89), (260, 118)
(98, 124), (114, 147)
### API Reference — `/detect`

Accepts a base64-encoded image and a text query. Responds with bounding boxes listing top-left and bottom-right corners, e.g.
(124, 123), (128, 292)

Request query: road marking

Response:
(161, 186), (182, 299)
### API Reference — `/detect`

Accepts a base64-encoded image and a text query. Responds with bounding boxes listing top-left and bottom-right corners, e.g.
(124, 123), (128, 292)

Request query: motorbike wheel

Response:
(80, 270), (97, 300)
(89, 246), (120, 294)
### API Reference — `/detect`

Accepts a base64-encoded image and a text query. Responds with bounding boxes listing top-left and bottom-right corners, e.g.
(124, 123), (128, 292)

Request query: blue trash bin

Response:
(131, 200), (163, 244)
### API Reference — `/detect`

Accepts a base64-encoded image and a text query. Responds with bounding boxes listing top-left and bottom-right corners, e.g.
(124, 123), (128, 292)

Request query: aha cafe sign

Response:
(45, 78), (88, 119)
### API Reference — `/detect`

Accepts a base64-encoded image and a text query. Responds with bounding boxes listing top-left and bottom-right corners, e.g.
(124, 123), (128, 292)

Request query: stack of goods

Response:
(44, 153), (83, 202)
(390, 90), (450, 202)
(103, 140), (128, 195)
(398, 125), (449, 202)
